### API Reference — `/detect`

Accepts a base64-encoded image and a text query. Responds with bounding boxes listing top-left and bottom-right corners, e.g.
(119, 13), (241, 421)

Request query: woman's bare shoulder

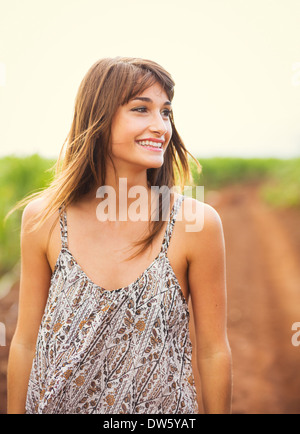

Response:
(180, 196), (224, 261)
(22, 196), (58, 225)
(181, 195), (222, 227)
(21, 197), (60, 252)
(22, 197), (47, 220)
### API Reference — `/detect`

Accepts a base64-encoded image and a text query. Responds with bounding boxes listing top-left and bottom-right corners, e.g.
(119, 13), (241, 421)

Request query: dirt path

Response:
(0, 281), (19, 413)
(212, 183), (300, 414)
(1, 182), (300, 414)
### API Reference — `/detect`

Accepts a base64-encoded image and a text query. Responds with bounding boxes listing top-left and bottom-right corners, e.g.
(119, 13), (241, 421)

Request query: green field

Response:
(0, 155), (56, 276)
(0, 154), (299, 277)
(190, 156), (300, 207)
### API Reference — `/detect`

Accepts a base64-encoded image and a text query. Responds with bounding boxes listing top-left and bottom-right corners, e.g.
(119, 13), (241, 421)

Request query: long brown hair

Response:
(7, 57), (202, 260)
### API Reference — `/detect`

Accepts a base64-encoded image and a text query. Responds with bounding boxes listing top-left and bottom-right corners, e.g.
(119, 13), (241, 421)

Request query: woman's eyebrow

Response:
(132, 97), (172, 106)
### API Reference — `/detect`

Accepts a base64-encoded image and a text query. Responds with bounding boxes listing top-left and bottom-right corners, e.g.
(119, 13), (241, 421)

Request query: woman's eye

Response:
(131, 107), (172, 117)
(162, 109), (172, 118)
(131, 107), (147, 113)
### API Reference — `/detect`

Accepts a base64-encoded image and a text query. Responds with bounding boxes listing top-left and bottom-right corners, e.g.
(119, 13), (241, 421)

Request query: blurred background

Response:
(1, 0), (300, 414)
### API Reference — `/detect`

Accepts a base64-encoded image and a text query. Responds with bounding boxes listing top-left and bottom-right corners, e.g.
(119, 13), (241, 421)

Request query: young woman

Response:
(7, 57), (232, 414)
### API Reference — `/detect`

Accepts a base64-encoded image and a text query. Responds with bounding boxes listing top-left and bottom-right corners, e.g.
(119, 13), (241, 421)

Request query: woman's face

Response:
(109, 81), (173, 171)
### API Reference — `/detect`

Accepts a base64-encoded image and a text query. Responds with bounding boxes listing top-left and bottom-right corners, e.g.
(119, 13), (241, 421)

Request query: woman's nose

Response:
(149, 113), (168, 136)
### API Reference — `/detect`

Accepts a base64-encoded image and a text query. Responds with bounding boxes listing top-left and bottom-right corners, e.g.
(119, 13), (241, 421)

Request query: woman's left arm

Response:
(186, 200), (232, 414)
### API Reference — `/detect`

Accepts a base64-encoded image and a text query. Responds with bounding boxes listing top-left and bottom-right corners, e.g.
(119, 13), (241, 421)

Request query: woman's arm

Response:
(7, 199), (52, 414)
(186, 200), (232, 414)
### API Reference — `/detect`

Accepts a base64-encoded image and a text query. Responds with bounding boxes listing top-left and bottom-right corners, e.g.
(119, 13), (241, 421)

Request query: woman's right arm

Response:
(7, 200), (52, 414)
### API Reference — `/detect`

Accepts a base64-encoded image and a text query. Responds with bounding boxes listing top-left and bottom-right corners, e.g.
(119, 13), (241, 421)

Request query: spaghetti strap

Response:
(160, 194), (185, 255)
(58, 204), (68, 249)
(58, 195), (184, 254)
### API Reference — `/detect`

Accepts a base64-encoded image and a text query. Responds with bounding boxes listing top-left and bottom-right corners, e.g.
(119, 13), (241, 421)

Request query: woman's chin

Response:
(142, 159), (164, 170)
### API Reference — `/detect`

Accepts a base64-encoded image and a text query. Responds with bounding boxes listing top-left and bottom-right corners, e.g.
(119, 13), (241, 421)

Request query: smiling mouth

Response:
(136, 140), (164, 151)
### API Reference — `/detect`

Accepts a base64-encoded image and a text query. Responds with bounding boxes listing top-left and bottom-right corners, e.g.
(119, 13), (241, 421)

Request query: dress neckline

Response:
(60, 247), (164, 294)
(57, 194), (184, 294)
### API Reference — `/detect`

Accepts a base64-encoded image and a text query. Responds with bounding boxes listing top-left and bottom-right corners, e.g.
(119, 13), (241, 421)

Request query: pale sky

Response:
(0, 0), (300, 159)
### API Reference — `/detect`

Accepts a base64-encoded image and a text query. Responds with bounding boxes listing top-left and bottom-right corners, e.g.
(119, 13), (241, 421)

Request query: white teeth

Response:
(137, 140), (162, 148)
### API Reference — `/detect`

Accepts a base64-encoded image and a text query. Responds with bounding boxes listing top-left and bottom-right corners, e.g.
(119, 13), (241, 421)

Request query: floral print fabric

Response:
(26, 194), (198, 414)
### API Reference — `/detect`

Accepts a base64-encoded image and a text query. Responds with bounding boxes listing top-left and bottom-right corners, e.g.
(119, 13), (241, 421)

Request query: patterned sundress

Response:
(25, 194), (198, 414)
